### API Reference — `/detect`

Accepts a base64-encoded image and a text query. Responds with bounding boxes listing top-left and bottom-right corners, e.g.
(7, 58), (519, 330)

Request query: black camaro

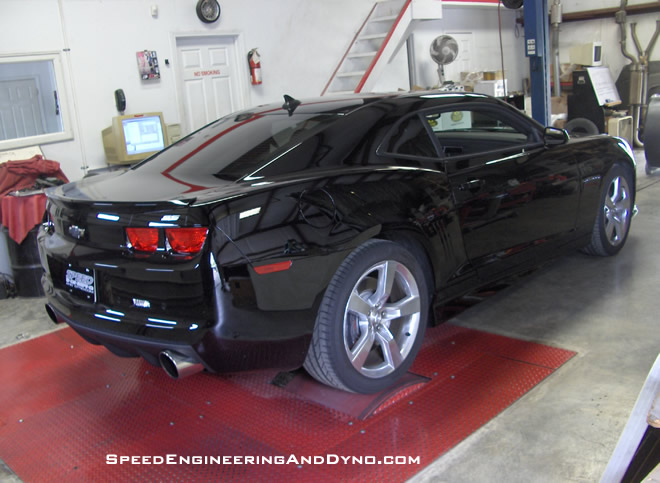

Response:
(38, 92), (636, 394)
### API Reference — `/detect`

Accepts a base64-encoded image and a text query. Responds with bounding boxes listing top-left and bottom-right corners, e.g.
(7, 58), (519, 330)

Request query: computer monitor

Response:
(102, 112), (167, 165)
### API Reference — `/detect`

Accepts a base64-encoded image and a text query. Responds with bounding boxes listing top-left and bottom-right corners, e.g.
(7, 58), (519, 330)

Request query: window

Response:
(425, 108), (532, 158)
(426, 110), (527, 139)
(0, 53), (73, 150)
(380, 115), (439, 158)
(137, 112), (340, 181)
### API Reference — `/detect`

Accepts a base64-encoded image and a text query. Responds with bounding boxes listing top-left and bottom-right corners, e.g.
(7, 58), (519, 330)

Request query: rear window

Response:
(134, 112), (339, 181)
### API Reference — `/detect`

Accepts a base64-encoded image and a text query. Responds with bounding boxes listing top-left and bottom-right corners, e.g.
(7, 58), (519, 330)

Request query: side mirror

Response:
(544, 126), (569, 146)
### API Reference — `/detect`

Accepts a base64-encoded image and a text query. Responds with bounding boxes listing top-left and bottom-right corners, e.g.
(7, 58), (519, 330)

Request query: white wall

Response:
(1, 0), (526, 180)
(1, 0), (378, 178)
(558, 0), (660, 81)
(1, 1), (82, 178)
(416, 6), (526, 91)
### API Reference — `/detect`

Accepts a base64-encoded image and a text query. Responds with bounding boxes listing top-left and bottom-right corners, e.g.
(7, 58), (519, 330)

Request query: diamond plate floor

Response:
(0, 324), (574, 482)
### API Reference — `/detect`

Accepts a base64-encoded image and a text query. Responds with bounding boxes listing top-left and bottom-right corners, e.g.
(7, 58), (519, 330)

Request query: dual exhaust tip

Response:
(158, 350), (203, 379)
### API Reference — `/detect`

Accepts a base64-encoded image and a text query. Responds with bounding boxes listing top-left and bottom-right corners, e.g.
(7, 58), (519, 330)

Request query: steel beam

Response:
(524, 0), (551, 126)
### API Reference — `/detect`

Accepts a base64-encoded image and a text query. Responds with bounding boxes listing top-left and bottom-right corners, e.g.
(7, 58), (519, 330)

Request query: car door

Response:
(421, 103), (581, 281)
(373, 111), (479, 302)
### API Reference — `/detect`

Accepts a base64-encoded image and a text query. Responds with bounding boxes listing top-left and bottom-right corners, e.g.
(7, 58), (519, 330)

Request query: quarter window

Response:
(381, 115), (438, 158)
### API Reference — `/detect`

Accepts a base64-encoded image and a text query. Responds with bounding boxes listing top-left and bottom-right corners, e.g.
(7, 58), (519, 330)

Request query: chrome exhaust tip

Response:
(159, 350), (203, 379)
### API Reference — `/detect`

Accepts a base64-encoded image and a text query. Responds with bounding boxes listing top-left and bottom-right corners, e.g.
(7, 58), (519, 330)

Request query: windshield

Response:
(134, 112), (340, 181)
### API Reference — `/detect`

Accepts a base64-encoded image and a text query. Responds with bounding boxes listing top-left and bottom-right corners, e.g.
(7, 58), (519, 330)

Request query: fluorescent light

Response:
(239, 207), (261, 219)
(147, 317), (177, 325)
(94, 313), (121, 322)
(97, 213), (120, 222)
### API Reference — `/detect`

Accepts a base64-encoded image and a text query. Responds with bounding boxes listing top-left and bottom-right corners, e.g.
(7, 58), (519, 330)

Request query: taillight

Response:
(165, 227), (208, 254)
(126, 227), (159, 252)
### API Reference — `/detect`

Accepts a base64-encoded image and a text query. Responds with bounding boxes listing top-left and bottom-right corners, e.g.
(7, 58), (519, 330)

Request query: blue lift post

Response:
(524, 0), (551, 126)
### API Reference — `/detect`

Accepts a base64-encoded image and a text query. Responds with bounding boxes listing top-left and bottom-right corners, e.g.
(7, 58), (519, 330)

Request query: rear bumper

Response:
(40, 243), (316, 374)
(50, 304), (201, 368)
(46, 299), (313, 374)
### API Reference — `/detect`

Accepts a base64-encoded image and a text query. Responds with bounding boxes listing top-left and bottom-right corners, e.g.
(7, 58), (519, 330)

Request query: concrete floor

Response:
(0, 150), (658, 482)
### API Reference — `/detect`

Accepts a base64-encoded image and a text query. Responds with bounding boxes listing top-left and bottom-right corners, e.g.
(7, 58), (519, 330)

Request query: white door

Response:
(176, 35), (246, 134)
(0, 78), (46, 141)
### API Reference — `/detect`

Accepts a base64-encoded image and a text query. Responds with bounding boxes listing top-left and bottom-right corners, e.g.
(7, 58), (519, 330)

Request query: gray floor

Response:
(0, 150), (658, 482)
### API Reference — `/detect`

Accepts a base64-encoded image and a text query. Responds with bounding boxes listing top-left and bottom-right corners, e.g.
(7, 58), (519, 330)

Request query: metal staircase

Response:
(321, 0), (413, 96)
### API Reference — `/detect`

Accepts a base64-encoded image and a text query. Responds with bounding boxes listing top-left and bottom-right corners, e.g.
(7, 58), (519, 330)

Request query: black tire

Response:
(304, 239), (429, 394)
(583, 163), (634, 256)
(196, 0), (221, 23)
(644, 93), (660, 164)
(565, 117), (599, 137)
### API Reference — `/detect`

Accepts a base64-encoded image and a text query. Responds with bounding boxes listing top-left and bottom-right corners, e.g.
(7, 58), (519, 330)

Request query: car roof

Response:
(247, 91), (501, 117)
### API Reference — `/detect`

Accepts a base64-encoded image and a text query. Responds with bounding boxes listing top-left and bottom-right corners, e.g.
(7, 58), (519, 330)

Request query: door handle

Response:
(458, 178), (485, 192)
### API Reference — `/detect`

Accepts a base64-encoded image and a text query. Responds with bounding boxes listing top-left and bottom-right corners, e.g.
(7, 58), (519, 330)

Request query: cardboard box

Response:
(460, 72), (483, 90)
(483, 70), (504, 81)
(553, 119), (566, 129)
(551, 95), (567, 115)
(474, 80), (508, 97)
(550, 63), (580, 87)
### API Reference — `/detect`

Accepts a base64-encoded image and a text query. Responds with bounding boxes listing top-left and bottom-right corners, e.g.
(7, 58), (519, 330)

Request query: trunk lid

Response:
(48, 168), (245, 205)
(44, 168), (228, 253)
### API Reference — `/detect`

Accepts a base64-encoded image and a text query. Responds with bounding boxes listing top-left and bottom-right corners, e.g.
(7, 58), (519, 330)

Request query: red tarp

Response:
(0, 155), (69, 243)
(1, 194), (48, 244)
(0, 155), (68, 196)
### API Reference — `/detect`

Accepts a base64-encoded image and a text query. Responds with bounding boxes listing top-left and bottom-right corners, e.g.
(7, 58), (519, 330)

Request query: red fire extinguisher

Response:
(248, 48), (262, 85)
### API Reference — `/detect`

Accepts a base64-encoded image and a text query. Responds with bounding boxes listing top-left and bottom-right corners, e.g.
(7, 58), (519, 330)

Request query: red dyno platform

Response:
(0, 324), (574, 482)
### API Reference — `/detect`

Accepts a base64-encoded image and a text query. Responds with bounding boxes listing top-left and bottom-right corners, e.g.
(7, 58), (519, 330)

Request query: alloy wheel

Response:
(343, 260), (421, 379)
(603, 175), (632, 247)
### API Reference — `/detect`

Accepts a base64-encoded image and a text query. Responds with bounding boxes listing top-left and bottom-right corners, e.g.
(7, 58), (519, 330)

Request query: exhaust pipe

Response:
(45, 304), (62, 324)
(159, 350), (203, 379)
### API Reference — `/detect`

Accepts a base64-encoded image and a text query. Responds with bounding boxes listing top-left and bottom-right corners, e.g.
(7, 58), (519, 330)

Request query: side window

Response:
(425, 109), (530, 157)
(381, 115), (438, 158)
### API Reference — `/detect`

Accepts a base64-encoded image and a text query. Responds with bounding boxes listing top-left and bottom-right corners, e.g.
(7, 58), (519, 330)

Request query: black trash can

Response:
(0, 226), (13, 299)
(7, 227), (44, 297)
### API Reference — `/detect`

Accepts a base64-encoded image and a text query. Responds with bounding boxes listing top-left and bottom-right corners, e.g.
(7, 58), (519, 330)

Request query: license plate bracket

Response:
(65, 267), (95, 301)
